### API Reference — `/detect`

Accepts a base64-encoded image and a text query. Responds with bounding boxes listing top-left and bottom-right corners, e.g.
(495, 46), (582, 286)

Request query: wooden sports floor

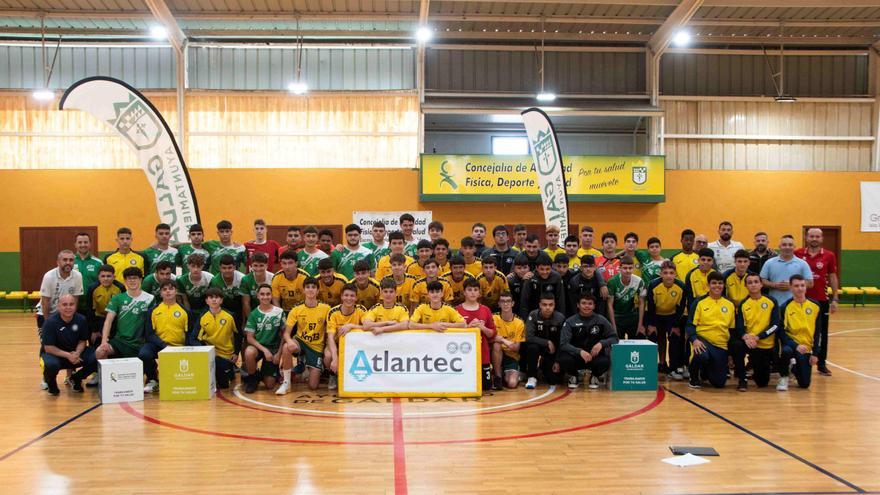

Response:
(1, 308), (878, 495)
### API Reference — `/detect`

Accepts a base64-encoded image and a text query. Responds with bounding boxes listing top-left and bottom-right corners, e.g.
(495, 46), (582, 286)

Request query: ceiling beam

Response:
(648, 0), (703, 56)
(142, 0), (186, 53)
(0, 26), (873, 47)
(2, 9), (880, 30)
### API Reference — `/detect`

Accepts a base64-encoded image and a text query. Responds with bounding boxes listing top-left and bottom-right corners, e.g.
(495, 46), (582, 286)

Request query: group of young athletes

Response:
(36, 214), (838, 396)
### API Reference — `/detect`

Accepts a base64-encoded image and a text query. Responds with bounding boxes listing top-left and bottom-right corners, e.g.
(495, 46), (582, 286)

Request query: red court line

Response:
(119, 402), (392, 445)
(215, 388), (571, 420)
(407, 387), (666, 445)
(120, 388), (664, 445)
(392, 398), (408, 495)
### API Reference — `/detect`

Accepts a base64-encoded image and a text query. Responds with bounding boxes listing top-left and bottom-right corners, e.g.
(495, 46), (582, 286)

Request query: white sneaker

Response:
(525, 377), (537, 389)
(40, 379), (48, 390)
(588, 376), (600, 389)
(567, 375), (578, 389)
(667, 370), (683, 380)
(681, 367), (690, 379)
(776, 376), (789, 391)
(143, 380), (159, 393)
(328, 375), (338, 390)
(275, 381), (291, 395)
(87, 374), (99, 386)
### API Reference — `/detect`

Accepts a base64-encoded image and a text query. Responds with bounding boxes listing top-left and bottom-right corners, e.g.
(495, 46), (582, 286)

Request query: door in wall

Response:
(20, 226), (98, 291)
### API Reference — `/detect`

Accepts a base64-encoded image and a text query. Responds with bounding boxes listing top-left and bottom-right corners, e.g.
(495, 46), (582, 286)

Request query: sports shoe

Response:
(567, 375), (578, 389)
(681, 367), (690, 379)
(275, 381), (290, 395)
(492, 375), (503, 391)
(817, 366), (832, 376)
(40, 379), (48, 390)
(737, 379), (748, 392)
(525, 377), (537, 389)
(688, 376), (701, 389)
(244, 377), (258, 394)
(46, 381), (60, 396)
(328, 375), (338, 390)
(143, 380), (159, 393)
(71, 376), (84, 393)
(776, 376), (789, 391)
(667, 370), (683, 380)
(86, 374), (99, 387)
(588, 376), (600, 389)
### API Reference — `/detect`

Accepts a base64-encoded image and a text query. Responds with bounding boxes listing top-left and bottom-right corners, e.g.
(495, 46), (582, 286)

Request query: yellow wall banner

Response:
(420, 154), (665, 202)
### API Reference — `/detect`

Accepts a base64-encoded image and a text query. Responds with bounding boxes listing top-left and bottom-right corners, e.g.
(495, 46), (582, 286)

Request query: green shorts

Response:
(296, 338), (324, 371)
(252, 344), (279, 377)
(108, 338), (140, 359)
(502, 354), (520, 373)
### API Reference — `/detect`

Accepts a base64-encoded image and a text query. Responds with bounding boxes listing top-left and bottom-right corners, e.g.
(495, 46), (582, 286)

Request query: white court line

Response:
(829, 327), (880, 337)
(824, 327), (880, 381)
(826, 361), (880, 382)
(232, 385), (557, 418)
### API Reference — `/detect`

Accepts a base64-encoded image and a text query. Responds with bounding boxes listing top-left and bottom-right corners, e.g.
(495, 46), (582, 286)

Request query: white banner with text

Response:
(339, 329), (481, 397)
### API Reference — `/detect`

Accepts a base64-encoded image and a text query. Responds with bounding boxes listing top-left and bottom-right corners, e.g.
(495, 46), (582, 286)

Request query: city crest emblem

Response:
(632, 166), (648, 185)
(107, 95), (161, 150)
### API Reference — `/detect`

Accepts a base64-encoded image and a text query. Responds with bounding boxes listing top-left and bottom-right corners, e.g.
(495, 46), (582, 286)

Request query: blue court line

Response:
(665, 387), (866, 494)
(0, 402), (101, 462)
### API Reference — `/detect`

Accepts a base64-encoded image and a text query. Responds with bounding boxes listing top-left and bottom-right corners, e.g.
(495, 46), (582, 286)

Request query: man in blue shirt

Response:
(40, 294), (96, 395)
(760, 234), (812, 304)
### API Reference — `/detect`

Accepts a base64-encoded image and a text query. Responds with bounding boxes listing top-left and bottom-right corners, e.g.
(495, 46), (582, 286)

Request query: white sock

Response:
(282, 369), (291, 384)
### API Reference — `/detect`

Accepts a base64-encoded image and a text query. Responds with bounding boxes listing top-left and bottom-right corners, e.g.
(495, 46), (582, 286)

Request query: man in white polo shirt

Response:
(37, 249), (84, 389)
(39, 250), (84, 327)
(708, 221), (744, 273)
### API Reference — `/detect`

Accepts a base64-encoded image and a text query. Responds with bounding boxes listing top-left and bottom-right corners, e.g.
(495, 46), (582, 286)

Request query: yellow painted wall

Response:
(1, 168), (879, 252)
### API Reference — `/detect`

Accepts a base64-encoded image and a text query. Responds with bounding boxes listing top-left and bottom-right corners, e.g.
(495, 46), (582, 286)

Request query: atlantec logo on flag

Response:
(348, 347), (469, 382)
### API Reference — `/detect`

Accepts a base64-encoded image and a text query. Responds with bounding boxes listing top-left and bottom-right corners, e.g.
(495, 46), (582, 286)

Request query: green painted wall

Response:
(0, 252), (20, 290)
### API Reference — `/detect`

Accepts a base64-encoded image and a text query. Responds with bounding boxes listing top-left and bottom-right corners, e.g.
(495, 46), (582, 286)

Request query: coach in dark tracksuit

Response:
(40, 294), (97, 395)
(521, 294), (566, 385)
(558, 294), (618, 379)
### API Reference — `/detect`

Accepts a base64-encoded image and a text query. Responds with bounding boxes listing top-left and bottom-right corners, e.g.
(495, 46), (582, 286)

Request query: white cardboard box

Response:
(98, 358), (144, 404)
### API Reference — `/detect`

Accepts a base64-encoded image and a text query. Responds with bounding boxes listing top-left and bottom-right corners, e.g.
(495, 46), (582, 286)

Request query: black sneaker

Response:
(817, 366), (832, 376)
(47, 381), (60, 396)
(244, 376), (258, 394)
(688, 370), (701, 389)
(71, 376), (84, 393)
(737, 379), (748, 392)
(492, 375), (503, 391)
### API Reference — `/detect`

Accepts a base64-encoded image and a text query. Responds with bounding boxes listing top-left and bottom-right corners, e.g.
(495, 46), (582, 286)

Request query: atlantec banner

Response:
(420, 154), (665, 203)
(339, 329), (482, 397)
(522, 108), (570, 236)
(60, 77), (201, 243)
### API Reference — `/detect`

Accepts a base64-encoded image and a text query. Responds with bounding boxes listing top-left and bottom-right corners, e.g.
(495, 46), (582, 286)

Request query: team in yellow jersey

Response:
(49, 218), (830, 396)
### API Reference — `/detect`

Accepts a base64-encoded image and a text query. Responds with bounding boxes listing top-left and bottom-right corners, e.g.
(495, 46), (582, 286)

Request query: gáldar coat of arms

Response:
(108, 95), (161, 151)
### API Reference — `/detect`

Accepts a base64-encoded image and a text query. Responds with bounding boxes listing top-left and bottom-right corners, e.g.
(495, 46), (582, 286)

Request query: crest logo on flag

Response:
(108, 95), (161, 150)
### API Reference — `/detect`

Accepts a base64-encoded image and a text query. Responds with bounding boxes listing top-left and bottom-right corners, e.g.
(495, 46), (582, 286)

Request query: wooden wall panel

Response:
(662, 99), (873, 171)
